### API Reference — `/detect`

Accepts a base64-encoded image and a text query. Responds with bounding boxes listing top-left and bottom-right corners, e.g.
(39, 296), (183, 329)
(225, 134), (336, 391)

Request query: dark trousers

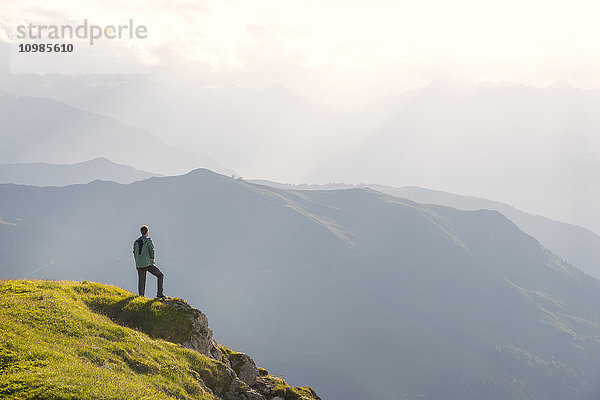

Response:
(137, 265), (164, 297)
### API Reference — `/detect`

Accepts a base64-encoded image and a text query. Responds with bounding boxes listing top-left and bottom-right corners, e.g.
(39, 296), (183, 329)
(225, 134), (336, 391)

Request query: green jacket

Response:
(133, 236), (155, 268)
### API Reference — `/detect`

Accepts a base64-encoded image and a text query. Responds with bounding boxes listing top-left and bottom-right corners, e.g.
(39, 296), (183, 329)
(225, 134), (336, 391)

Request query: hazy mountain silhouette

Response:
(0, 75), (357, 181)
(0, 158), (157, 186)
(3, 74), (599, 231)
(252, 180), (600, 280)
(309, 79), (600, 234)
(372, 185), (600, 280)
(0, 90), (234, 176)
(1, 169), (600, 400)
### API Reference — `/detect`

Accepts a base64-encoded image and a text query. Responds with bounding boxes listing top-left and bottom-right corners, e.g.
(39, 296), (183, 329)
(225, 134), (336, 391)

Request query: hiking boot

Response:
(155, 294), (167, 300)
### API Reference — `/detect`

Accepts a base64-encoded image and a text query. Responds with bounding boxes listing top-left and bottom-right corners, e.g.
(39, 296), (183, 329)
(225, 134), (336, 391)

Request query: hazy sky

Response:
(3, 0), (600, 106)
(1, 0), (600, 231)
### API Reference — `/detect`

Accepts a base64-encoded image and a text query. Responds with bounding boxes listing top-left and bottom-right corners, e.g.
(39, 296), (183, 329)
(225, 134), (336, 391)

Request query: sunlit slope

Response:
(0, 280), (320, 400)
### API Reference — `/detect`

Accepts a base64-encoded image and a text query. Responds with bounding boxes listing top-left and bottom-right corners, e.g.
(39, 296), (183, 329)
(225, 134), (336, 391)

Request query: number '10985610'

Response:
(18, 43), (74, 53)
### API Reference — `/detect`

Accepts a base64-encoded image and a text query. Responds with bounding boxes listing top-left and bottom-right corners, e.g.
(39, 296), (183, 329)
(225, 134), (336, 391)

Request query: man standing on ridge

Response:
(133, 225), (166, 299)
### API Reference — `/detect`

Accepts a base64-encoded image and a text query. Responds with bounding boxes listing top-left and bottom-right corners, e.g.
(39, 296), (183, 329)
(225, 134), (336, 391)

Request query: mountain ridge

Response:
(249, 179), (600, 279)
(308, 80), (600, 233)
(0, 90), (234, 177)
(0, 157), (159, 186)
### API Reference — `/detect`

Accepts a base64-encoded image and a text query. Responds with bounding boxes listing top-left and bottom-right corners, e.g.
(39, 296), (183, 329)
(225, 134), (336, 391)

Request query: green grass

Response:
(0, 280), (321, 400)
(0, 280), (233, 400)
(72, 281), (206, 346)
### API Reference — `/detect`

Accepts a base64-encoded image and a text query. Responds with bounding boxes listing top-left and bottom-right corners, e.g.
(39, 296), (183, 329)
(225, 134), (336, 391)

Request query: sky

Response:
(1, 0), (600, 231)
(2, 0), (600, 106)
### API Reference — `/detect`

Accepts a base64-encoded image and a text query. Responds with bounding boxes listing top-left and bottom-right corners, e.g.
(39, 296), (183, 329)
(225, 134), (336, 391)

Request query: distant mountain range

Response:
(1, 74), (598, 234)
(1, 169), (600, 400)
(0, 90), (234, 176)
(309, 79), (600, 234)
(372, 185), (600, 280)
(252, 180), (600, 280)
(8, 153), (596, 281)
(0, 157), (157, 186)
(0, 74), (359, 181)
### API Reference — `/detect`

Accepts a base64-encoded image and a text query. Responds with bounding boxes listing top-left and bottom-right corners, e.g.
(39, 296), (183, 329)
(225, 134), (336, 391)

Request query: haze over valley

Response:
(2, 169), (600, 400)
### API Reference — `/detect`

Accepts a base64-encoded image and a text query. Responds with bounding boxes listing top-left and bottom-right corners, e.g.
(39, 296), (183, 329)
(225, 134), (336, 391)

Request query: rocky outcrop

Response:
(160, 298), (320, 400)
(167, 298), (223, 361)
(220, 346), (260, 386)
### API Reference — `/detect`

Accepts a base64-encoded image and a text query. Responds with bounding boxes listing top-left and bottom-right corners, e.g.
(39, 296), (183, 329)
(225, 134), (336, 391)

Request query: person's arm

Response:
(148, 239), (155, 264)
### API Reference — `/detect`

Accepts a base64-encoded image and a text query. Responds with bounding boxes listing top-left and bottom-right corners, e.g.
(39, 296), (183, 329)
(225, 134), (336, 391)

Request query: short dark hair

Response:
(140, 225), (148, 235)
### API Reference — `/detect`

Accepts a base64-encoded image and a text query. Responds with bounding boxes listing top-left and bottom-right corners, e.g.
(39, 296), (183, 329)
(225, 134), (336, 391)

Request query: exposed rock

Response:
(251, 377), (273, 397)
(211, 345), (224, 362)
(224, 378), (264, 400)
(228, 351), (260, 385)
(251, 376), (322, 400)
(161, 298), (319, 400)
(166, 298), (222, 361)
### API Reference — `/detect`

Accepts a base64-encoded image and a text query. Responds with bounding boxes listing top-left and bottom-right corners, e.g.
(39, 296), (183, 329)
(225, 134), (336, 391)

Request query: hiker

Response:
(133, 225), (166, 299)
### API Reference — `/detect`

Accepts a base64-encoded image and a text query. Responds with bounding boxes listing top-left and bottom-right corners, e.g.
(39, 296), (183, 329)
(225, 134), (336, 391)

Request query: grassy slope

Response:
(0, 280), (315, 400)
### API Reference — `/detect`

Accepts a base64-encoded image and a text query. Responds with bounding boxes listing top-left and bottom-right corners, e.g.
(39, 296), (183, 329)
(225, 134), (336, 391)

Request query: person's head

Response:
(140, 225), (149, 236)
